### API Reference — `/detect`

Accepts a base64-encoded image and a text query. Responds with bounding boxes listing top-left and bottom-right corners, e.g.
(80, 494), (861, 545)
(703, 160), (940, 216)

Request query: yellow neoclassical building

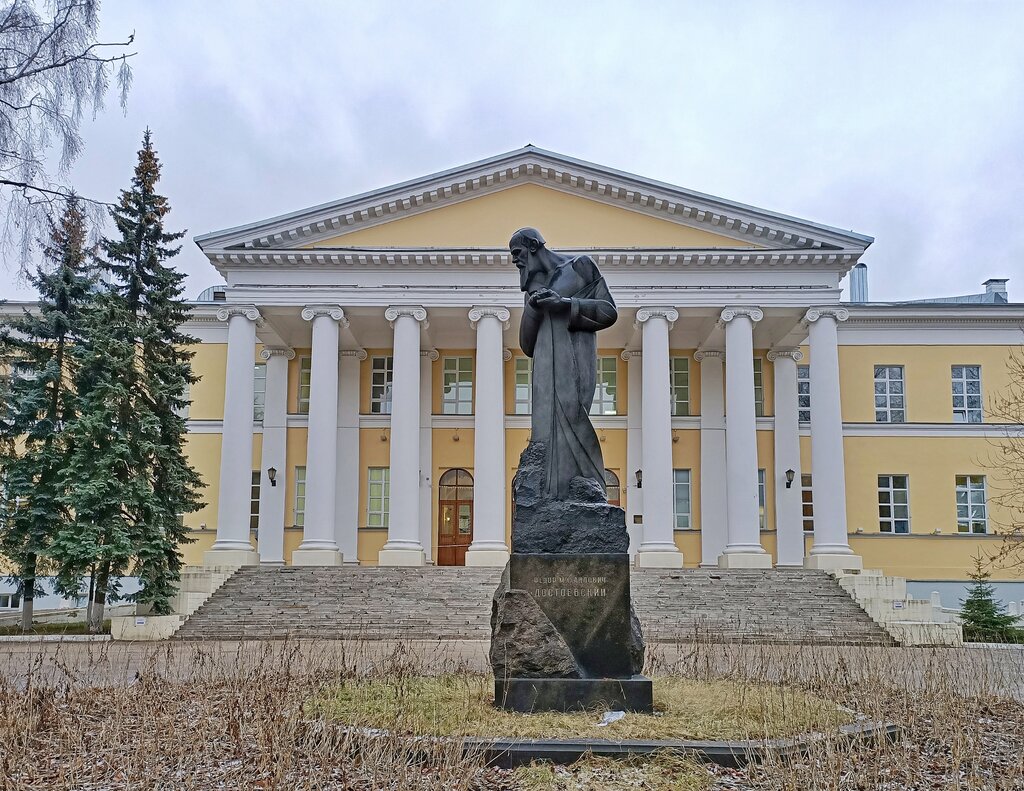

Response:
(173, 147), (1021, 593)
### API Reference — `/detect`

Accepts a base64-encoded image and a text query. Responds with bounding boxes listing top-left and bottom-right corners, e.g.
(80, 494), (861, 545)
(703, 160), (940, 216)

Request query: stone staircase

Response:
(174, 566), (894, 645)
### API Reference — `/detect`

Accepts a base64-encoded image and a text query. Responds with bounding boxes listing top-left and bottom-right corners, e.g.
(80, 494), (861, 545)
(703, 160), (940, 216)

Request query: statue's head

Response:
(509, 227), (546, 292)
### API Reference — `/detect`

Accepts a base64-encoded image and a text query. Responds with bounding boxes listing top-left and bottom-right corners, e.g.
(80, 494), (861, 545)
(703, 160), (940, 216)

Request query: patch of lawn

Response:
(0, 620), (110, 636)
(311, 675), (851, 741)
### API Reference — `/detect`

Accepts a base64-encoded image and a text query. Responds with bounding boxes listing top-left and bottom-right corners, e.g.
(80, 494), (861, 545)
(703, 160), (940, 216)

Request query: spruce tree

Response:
(54, 131), (202, 629)
(0, 197), (95, 631)
(960, 555), (1022, 643)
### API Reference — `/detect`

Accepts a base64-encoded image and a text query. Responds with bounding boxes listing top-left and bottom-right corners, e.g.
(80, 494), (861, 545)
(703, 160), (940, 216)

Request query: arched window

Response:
(439, 468), (474, 500)
(438, 469), (474, 566)
(604, 469), (620, 506)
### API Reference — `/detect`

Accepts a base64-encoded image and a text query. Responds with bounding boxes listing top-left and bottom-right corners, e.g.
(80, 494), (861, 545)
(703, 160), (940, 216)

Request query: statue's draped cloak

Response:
(520, 255), (618, 499)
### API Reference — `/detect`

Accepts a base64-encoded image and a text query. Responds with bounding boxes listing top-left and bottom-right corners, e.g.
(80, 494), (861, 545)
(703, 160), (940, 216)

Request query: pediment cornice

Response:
(195, 147), (873, 254)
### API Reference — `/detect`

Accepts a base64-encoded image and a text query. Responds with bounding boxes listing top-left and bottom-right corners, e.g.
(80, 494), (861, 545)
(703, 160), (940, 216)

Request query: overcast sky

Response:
(3, 0), (1023, 303)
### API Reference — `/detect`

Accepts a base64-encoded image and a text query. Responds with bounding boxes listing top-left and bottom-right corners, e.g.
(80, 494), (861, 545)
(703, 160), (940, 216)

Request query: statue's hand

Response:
(529, 288), (569, 313)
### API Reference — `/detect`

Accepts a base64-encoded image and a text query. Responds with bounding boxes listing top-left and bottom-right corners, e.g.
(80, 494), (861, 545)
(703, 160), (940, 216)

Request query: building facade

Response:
(173, 147), (1021, 589)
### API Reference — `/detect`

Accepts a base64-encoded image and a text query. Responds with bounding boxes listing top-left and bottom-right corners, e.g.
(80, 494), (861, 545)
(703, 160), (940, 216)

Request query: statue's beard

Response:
(521, 266), (549, 295)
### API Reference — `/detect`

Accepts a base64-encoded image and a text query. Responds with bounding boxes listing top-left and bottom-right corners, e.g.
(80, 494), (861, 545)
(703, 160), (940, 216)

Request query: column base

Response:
(291, 548), (344, 566)
(634, 548), (685, 569)
(203, 549), (260, 568)
(378, 546), (426, 566)
(718, 552), (773, 569)
(465, 547), (510, 567)
(805, 553), (863, 571)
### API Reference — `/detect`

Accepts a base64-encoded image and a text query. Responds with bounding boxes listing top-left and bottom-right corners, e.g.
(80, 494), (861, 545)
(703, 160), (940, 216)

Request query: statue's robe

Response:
(520, 255), (618, 500)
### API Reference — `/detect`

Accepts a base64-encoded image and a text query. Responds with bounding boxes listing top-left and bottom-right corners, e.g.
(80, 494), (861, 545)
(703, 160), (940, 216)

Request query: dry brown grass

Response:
(312, 675), (849, 740)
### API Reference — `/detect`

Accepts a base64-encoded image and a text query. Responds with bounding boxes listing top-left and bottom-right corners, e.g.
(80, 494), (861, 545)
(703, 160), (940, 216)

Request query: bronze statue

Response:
(510, 228), (617, 500)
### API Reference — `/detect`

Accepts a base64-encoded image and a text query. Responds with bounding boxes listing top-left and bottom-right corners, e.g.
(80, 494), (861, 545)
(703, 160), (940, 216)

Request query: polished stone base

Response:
(202, 549), (260, 568)
(495, 676), (653, 713)
(291, 548), (344, 566)
(718, 551), (773, 569)
(805, 552), (864, 571)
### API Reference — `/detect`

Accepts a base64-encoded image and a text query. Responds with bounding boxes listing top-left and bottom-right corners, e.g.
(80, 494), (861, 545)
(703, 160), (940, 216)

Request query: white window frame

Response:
(797, 364), (811, 423)
(370, 355), (393, 415)
(514, 356), (532, 415)
(297, 357), (312, 415)
(0, 593), (21, 609)
(673, 469), (692, 530)
(951, 365), (983, 424)
(250, 470), (261, 532)
(874, 365), (906, 423)
(670, 357), (690, 417)
(294, 466), (306, 527)
(956, 475), (988, 534)
(441, 356), (474, 415)
(758, 468), (766, 529)
(253, 362), (267, 422)
(590, 356), (618, 415)
(801, 473), (814, 532)
(367, 467), (390, 528)
(877, 474), (910, 534)
(753, 358), (764, 418)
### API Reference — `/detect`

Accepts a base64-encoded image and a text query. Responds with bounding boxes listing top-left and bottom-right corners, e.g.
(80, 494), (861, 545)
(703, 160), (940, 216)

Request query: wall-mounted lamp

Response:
(785, 468), (795, 489)
(599, 431), (606, 443)
(453, 429), (460, 442)
(380, 431), (388, 442)
(267, 467), (277, 487)
(635, 469), (643, 489)
(672, 432), (679, 444)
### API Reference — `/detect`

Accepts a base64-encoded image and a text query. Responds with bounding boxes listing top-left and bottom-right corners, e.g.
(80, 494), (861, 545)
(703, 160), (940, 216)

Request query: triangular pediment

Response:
(195, 146), (873, 254)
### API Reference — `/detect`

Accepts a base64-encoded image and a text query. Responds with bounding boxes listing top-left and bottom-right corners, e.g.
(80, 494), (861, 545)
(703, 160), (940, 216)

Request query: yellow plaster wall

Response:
(310, 184), (762, 249)
(673, 531), (702, 568)
(189, 344), (226, 420)
(849, 535), (1012, 580)
(838, 345), (1015, 423)
(756, 429), (776, 532)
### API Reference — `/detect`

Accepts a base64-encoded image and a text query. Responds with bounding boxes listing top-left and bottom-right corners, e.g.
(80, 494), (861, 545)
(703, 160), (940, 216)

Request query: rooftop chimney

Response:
(850, 262), (869, 303)
(983, 278), (1008, 302)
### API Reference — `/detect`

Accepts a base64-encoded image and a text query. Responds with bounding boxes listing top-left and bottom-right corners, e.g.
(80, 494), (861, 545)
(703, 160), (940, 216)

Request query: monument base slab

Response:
(495, 676), (653, 713)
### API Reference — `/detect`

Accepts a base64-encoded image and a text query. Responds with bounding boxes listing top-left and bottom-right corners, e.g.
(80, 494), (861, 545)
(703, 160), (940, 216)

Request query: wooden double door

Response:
(437, 468), (473, 566)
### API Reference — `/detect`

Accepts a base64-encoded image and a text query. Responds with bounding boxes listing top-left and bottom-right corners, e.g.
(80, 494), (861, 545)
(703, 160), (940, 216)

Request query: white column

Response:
(293, 305), (345, 565)
(378, 306), (428, 566)
(335, 349), (364, 563)
(466, 306), (512, 566)
(256, 346), (293, 565)
(769, 349), (805, 566)
(695, 349), (728, 566)
(622, 349), (643, 559)
(719, 306), (771, 568)
(634, 307), (684, 568)
(803, 307), (863, 570)
(418, 349), (437, 562)
(206, 305), (261, 567)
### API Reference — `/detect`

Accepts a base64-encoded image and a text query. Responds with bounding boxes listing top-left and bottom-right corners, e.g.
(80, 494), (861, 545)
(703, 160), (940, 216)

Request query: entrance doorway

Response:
(437, 468), (474, 566)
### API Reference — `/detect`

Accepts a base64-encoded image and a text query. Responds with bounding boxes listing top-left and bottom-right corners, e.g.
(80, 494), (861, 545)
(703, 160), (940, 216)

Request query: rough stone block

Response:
(495, 675), (653, 713)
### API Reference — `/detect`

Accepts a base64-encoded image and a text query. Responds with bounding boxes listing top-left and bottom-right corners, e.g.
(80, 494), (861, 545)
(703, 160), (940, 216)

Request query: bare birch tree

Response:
(985, 346), (1024, 568)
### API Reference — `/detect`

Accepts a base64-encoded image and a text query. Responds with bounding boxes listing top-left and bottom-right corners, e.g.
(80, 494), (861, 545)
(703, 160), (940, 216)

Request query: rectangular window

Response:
(0, 593), (21, 609)
(878, 475), (910, 534)
(801, 473), (814, 532)
(670, 357), (690, 417)
(673, 469), (692, 529)
(297, 357), (312, 415)
(590, 356), (618, 415)
(956, 475), (988, 534)
(753, 358), (764, 417)
(442, 357), (474, 415)
(514, 357), (532, 415)
(370, 356), (394, 415)
(250, 470), (261, 532)
(294, 466), (306, 527)
(367, 467), (390, 528)
(797, 364), (811, 423)
(952, 365), (982, 424)
(253, 363), (267, 422)
(758, 468), (766, 529)
(873, 365), (905, 423)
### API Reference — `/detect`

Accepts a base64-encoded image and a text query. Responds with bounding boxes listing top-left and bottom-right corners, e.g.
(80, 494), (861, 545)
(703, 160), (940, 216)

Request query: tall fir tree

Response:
(53, 131), (202, 629)
(0, 197), (95, 631)
(960, 555), (1022, 643)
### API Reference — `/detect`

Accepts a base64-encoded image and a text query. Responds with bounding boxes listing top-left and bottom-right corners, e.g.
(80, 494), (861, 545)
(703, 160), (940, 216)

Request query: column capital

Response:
(259, 346), (295, 361)
(620, 348), (642, 362)
(301, 304), (347, 326)
(766, 348), (804, 363)
(635, 306), (679, 330)
(468, 305), (511, 329)
(385, 305), (428, 328)
(216, 304), (262, 324)
(719, 306), (763, 325)
(803, 306), (849, 325)
(693, 349), (724, 362)
(420, 348), (440, 361)
(340, 348), (368, 361)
